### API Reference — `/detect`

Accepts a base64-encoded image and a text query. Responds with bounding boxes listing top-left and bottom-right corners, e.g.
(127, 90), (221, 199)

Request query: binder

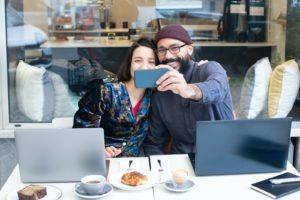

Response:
(251, 172), (300, 199)
(247, 0), (266, 42)
(220, 0), (248, 42)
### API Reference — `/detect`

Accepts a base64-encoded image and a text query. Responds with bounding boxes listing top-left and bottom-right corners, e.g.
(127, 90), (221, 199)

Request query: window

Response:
(1, 0), (299, 129)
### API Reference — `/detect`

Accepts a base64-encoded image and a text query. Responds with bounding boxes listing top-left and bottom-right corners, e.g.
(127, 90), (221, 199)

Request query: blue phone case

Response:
(134, 68), (169, 88)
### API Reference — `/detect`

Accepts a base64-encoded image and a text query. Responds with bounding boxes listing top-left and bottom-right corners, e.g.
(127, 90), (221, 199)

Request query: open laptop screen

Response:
(194, 117), (292, 176)
(15, 128), (106, 183)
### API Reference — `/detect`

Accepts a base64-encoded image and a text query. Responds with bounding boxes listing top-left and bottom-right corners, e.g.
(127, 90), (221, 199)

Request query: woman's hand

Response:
(105, 146), (122, 158)
(198, 60), (208, 66)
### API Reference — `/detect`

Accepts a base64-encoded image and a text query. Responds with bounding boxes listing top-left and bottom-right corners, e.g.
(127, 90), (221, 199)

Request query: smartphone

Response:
(134, 68), (170, 88)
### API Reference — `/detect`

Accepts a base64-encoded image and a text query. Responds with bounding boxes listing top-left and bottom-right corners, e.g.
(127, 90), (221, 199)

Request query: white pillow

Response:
(16, 60), (55, 121)
(268, 59), (300, 118)
(7, 25), (48, 47)
(238, 57), (272, 118)
(49, 71), (79, 118)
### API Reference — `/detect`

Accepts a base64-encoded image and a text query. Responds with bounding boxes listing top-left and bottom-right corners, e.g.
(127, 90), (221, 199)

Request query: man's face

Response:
(156, 38), (193, 71)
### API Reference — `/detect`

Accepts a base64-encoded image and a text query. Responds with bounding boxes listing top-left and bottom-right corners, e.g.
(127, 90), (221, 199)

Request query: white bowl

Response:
(67, 36), (75, 41)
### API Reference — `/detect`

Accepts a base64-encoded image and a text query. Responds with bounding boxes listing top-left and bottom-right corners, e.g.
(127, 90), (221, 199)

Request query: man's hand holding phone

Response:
(155, 64), (202, 100)
(134, 60), (206, 100)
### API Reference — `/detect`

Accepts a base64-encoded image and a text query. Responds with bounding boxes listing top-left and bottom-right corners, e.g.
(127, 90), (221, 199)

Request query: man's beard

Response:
(161, 55), (191, 73)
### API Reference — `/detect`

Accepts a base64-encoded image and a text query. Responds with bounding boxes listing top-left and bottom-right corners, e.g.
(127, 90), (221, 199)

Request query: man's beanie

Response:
(155, 24), (193, 45)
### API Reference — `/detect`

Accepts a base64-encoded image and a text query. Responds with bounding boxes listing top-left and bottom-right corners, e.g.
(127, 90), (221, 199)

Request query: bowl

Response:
(67, 36), (75, 41)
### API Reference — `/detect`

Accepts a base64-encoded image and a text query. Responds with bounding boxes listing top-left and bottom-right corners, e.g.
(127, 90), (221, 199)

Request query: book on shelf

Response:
(251, 172), (300, 199)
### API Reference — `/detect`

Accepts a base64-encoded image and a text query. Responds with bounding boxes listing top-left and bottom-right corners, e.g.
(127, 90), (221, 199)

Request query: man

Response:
(143, 24), (234, 155)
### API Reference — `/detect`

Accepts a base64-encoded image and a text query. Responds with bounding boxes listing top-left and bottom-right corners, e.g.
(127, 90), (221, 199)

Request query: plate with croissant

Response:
(109, 170), (160, 191)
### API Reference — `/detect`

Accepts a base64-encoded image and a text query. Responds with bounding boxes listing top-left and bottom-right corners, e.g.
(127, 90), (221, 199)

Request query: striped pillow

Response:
(268, 59), (300, 118)
(239, 57), (272, 119)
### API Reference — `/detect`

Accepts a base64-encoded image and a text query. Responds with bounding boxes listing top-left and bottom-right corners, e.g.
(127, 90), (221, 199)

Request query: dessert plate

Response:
(164, 179), (195, 192)
(75, 182), (113, 199)
(109, 171), (160, 191)
(6, 185), (62, 200)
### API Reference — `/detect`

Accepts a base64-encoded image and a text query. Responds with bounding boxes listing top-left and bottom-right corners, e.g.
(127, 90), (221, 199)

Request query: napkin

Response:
(119, 159), (141, 172)
(151, 158), (172, 183)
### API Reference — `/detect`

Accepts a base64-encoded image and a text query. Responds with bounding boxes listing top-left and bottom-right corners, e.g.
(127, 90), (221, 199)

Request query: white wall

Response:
(23, 0), (157, 33)
(23, 0), (49, 32)
(0, 1), (4, 131)
(269, 0), (288, 63)
(0, 56), (2, 131)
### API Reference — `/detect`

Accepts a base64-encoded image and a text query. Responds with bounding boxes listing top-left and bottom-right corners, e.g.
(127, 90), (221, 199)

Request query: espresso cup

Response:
(172, 169), (188, 187)
(81, 175), (106, 195)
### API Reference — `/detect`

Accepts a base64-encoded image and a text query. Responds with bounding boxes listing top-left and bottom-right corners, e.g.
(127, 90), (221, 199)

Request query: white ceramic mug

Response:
(81, 174), (106, 195)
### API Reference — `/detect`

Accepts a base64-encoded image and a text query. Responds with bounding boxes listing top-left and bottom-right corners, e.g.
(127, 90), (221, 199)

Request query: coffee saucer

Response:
(164, 179), (195, 193)
(75, 182), (113, 199)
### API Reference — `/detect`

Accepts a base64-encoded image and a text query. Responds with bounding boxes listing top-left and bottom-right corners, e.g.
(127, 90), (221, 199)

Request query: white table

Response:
(1, 155), (300, 200)
(0, 157), (153, 200)
(150, 155), (300, 200)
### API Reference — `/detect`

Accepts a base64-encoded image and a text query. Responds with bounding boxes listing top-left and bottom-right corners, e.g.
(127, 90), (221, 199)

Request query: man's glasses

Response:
(156, 44), (186, 56)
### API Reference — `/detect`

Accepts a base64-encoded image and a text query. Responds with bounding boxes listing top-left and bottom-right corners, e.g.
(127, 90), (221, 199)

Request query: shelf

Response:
(195, 41), (277, 47)
(41, 39), (277, 48)
(49, 28), (129, 34)
(41, 39), (133, 48)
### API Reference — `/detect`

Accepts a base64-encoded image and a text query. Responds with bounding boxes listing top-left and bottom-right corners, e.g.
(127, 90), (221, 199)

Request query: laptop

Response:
(193, 117), (292, 176)
(15, 128), (106, 183)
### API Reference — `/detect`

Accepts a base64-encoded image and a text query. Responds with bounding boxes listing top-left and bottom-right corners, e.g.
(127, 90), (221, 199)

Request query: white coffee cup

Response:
(172, 169), (188, 187)
(81, 175), (106, 195)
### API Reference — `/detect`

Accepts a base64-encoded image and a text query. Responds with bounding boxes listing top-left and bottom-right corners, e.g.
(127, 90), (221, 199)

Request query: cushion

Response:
(268, 59), (300, 118)
(49, 71), (79, 118)
(7, 25), (48, 47)
(6, 4), (24, 27)
(16, 60), (55, 121)
(238, 57), (272, 119)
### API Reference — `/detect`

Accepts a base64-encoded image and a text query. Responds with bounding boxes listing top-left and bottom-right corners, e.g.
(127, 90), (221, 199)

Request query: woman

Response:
(73, 37), (158, 158)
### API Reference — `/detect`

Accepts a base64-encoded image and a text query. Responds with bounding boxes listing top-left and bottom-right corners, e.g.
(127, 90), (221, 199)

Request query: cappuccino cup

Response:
(81, 175), (106, 195)
(172, 169), (188, 187)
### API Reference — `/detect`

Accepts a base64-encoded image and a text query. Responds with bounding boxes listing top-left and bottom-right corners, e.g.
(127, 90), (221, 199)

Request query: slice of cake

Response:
(17, 184), (47, 200)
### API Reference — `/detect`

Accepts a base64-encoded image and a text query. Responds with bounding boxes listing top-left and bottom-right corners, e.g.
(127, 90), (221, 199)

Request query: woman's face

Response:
(130, 46), (156, 79)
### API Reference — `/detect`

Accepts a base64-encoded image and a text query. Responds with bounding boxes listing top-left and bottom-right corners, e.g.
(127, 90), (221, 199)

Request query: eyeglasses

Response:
(156, 44), (187, 56)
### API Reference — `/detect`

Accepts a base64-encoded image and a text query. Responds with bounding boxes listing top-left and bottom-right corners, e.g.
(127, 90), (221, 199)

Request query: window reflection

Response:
(3, 0), (300, 126)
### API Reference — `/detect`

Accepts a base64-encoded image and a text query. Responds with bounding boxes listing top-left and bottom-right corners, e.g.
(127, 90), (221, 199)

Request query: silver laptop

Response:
(15, 128), (106, 183)
(194, 117), (292, 176)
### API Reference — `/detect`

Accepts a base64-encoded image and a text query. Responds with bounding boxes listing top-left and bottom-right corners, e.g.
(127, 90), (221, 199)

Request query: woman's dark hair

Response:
(117, 37), (158, 81)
